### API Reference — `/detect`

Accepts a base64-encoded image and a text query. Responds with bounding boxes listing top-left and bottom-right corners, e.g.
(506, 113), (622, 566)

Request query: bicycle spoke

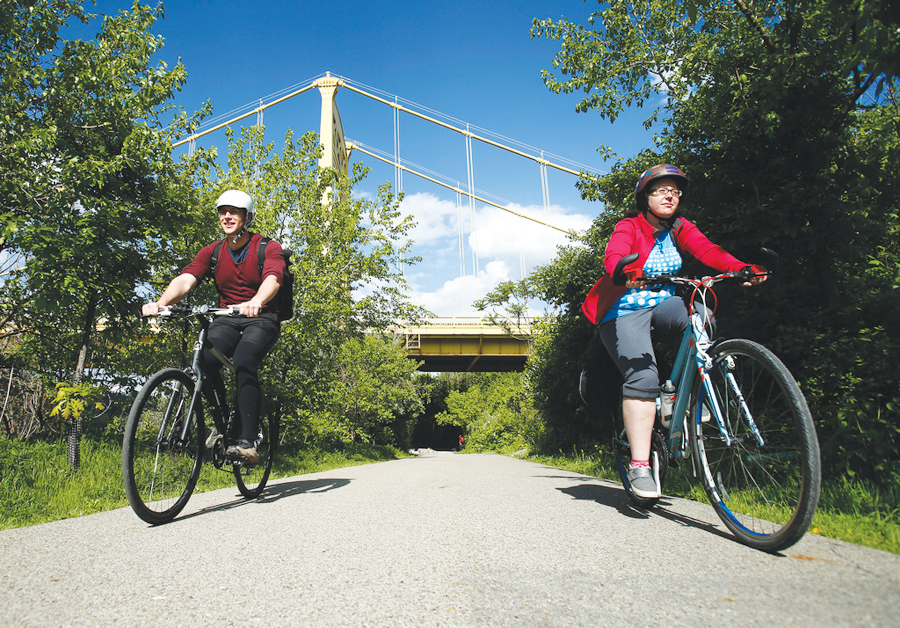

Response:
(123, 370), (204, 525)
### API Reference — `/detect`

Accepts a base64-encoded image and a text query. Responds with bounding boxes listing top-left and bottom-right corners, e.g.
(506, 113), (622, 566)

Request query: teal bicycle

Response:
(603, 250), (821, 552)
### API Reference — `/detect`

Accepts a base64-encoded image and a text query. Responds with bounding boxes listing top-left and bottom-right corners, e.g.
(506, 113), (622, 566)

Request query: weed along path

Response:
(1, 453), (898, 626)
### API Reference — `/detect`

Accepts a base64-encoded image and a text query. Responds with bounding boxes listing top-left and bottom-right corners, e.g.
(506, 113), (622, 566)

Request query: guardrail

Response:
(392, 316), (534, 329)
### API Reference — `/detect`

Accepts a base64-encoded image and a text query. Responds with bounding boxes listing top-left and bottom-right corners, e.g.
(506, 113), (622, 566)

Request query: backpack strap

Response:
(257, 236), (271, 277)
(210, 239), (226, 288)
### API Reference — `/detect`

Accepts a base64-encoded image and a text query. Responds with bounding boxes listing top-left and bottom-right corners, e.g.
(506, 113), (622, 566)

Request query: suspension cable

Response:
(456, 186), (466, 313)
(466, 127), (480, 301)
(338, 80), (599, 181)
(394, 96), (402, 192)
(349, 142), (575, 234)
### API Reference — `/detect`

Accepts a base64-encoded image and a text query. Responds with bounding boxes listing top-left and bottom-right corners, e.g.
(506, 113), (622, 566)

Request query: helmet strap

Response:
(644, 208), (676, 231)
(232, 209), (252, 243)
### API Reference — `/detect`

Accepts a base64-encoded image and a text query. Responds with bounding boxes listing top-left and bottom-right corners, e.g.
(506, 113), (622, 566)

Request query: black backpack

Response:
(210, 237), (294, 322)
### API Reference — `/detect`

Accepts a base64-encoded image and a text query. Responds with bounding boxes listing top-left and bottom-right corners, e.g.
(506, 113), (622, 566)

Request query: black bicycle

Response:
(122, 306), (277, 524)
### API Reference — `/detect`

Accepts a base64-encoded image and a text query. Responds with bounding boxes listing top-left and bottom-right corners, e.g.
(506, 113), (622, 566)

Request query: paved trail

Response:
(2, 452), (898, 626)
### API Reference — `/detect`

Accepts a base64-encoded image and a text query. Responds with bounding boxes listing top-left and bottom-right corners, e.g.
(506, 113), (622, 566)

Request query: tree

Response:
(133, 124), (428, 446)
(330, 334), (424, 445)
(530, 0), (900, 480)
(436, 372), (543, 453)
(0, 1), (210, 466)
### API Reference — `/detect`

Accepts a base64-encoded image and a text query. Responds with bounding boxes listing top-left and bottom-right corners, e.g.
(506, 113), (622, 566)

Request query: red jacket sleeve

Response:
(259, 238), (286, 286)
(672, 219), (746, 272)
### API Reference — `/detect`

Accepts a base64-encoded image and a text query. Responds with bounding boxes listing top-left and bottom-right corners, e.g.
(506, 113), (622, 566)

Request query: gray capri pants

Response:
(599, 295), (707, 400)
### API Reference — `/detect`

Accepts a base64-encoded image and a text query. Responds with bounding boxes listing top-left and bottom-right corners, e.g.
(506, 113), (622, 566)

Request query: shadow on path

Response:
(554, 478), (733, 542)
(152, 477), (351, 526)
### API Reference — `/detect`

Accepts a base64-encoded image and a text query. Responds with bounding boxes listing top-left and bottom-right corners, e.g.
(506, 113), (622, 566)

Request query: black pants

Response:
(201, 313), (280, 441)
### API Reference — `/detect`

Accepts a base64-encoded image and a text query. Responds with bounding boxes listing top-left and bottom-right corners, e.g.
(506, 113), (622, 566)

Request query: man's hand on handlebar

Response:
(236, 300), (264, 317)
(142, 302), (171, 317)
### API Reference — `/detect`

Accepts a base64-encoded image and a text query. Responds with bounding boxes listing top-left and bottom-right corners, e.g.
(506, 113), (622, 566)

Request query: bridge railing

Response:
(423, 316), (506, 327)
(391, 316), (534, 329)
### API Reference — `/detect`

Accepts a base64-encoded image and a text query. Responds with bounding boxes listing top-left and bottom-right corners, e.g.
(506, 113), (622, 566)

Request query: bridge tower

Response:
(313, 73), (351, 176)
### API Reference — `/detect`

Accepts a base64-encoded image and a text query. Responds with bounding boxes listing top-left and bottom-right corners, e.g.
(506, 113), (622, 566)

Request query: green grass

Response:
(524, 449), (900, 555)
(0, 437), (406, 530)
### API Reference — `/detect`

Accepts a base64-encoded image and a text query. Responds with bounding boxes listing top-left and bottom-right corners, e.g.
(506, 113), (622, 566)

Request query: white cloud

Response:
(396, 193), (594, 316)
(407, 260), (512, 317)
(398, 192), (459, 245)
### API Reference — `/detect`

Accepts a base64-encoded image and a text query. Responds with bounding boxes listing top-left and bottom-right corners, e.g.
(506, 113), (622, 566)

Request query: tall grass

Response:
(0, 437), (404, 530)
(525, 449), (900, 555)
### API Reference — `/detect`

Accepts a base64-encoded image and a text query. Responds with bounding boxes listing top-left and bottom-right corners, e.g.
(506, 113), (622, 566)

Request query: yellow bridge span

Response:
(394, 317), (532, 373)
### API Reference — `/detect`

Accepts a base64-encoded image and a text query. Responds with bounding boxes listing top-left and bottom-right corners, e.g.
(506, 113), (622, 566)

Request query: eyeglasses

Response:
(217, 207), (244, 216)
(648, 187), (682, 197)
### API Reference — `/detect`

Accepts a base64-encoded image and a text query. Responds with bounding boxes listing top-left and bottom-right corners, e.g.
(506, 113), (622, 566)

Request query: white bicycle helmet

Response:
(215, 189), (254, 236)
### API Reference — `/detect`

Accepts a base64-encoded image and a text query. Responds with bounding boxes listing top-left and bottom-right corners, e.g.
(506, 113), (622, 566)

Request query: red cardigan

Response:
(182, 233), (286, 312)
(581, 213), (746, 324)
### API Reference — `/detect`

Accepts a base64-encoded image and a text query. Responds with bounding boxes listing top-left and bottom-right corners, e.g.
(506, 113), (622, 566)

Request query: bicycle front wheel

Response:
(233, 397), (276, 498)
(689, 339), (821, 552)
(122, 369), (204, 524)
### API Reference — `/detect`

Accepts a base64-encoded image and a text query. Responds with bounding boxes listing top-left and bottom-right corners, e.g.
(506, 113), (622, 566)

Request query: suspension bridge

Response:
(174, 72), (599, 372)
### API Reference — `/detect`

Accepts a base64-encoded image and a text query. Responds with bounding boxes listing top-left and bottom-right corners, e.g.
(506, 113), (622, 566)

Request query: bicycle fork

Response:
(698, 356), (765, 448)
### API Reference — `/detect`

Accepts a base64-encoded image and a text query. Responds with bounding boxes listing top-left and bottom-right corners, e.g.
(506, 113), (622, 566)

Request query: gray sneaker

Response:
(627, 466), (660, 498)
(226, 439), (259, 467)
(205, 428), (222, 449)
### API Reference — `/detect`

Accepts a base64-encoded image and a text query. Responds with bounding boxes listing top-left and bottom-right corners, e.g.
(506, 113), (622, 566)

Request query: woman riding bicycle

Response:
(587, 164), (765, 499)
(141, 189), (287, 466)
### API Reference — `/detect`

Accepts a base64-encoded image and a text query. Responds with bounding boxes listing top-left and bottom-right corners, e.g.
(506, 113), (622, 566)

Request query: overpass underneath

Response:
(395, 318), (532, 372)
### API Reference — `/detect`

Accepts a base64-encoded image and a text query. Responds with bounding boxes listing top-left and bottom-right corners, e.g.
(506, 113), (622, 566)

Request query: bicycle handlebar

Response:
(611, 248), (777, 286)
(143, 305), (241, 319)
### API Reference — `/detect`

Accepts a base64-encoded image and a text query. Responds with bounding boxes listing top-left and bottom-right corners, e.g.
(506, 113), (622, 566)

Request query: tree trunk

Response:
(68, 293), (98, 470)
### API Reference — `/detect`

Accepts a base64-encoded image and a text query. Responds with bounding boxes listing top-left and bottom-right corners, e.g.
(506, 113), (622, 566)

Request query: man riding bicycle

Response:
(142, 190), (287, 465)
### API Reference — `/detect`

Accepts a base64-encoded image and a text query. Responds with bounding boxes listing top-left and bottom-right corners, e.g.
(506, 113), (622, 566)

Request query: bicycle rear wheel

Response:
(122, 369), (204, 524)
(689, 339), (821, 551)
(233, 397), (276, 498)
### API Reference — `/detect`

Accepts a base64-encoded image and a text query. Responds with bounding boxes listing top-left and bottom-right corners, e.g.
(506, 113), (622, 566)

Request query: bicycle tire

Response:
(689, 339), (821, 552)
(122, 369), (204, 524)
(233, 397), (276, 498)
(613, 428), (667, 508)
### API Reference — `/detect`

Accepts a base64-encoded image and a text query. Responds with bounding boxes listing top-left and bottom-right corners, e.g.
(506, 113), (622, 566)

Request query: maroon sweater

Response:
(182, 233), (286, 313)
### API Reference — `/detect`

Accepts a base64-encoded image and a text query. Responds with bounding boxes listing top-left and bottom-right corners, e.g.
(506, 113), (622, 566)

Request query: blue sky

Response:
(81, 0), (659, 316)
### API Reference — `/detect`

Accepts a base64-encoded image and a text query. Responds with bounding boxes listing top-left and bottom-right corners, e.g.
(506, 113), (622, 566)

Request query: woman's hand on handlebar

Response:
(742, 274), (767, 287)
(625, 277), (648, 290)
(739, 264), (768, 288)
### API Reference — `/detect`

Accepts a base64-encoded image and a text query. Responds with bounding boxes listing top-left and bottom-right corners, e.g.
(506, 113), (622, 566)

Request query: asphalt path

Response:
(2, 452), (898, 626)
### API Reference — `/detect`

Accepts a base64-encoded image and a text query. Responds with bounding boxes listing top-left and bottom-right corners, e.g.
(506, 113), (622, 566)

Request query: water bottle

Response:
(660, 380), (676, 427)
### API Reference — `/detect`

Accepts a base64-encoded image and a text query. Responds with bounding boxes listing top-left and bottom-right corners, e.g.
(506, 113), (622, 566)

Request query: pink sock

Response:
(630, 460), (650, 468)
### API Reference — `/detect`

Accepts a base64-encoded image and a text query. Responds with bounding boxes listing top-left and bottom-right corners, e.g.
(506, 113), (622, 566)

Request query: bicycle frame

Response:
(175, 311), (237, 447)
(659, 288), (765, 459)
(660, 310), (706, 456)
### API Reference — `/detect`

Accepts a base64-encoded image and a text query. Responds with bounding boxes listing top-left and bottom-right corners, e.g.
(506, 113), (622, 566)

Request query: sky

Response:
(77, 0), (660, 316)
